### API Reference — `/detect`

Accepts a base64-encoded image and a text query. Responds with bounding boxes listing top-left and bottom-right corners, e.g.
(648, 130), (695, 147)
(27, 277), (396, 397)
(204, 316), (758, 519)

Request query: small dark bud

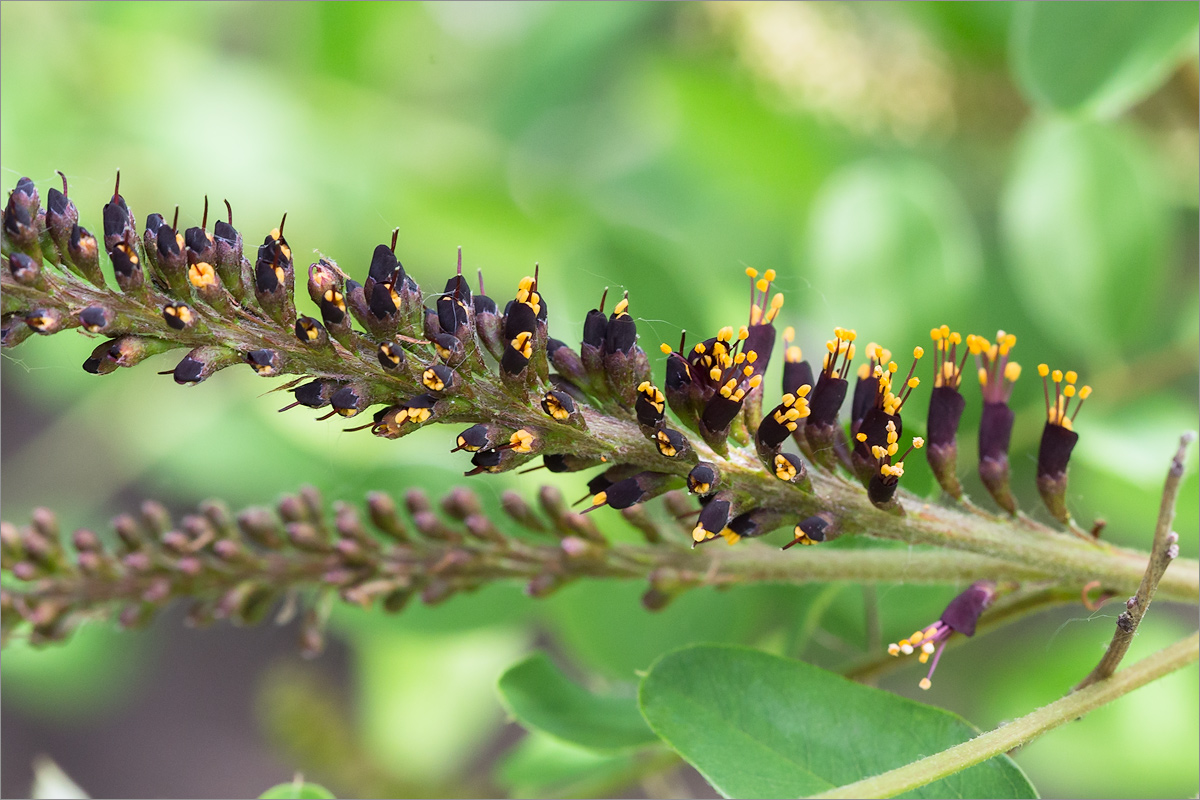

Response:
(163, 302), (198, 331)
(501, 490), (547, 533)
(8, 252), (42, 286)
(78, 306), (112, 334)
(440, 487), (482, 520)
(67, 224), (104, 285)
(173, 346), (239, 386)
(687, 462), (719, 495)
(25, 308), (67, 335)
(330, 384), (368, 417)
(246, 348), (285, 377)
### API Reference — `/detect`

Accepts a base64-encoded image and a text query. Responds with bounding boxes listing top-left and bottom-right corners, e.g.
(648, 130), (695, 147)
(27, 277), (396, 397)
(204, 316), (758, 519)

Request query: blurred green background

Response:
(2, 2), (1197, 798)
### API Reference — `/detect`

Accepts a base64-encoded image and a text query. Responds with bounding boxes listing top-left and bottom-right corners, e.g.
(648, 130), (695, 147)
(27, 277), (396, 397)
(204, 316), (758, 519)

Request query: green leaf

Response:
(1011, 2), (1199, 117)
(496, 732), (673, 799)
(498, 653), (658, 752)
(1000, 116), (1171, 355)
(638, 644), (1037, 799)
(258, 780), (335, 799)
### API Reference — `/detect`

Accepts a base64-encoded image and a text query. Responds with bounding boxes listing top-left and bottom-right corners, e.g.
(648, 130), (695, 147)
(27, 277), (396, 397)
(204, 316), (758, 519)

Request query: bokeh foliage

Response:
(2, 2), (1197, 798)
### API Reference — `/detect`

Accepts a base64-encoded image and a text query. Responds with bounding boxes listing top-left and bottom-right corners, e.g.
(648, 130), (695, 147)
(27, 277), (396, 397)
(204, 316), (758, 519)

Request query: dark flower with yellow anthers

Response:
(24, 308), (68, 335)
(141, 212), (167, 273)
(739, 268), (785, 432)
(687, 462), (719, 496)
(782, 512), (838, 549)
(541, 389), (585, 428)
(805, 327), (856, 470)
(697, 326), (765, 451)
(602, 294), (651, 408)
(653, 427), (691, 460)
(422, 364), (459, 395)
(465, 430), (537, 476)
(888, 581), (996, 690)
(246, 349), (285, 377)
(452, 423), (503, 453)
(431, 332), (466, 368)
(970, 331), (1021, 514)
(500, 275), (545, 381)
(583, 471), (681, 513)
(366, 395), (439, 440)
(863, 420), (924, 510)
(187, 259), (236, 317)
(330, 384), (369, 418)
(849, 342), (890, 435)
(636, 381), (666, 433)
(780, 327), (814, 451)
(295, 316), (330, 348)
(712, 508), (785, 546)
(690, 493), (734, 546)
(109, 241), (145, 294)
(1036, 365), (1092, 524)
(755, 387), (811, 459)
(925, 325), (970, 498)
(164, 302), (199, 332)
(770, 452), (810, 489)
(253, 216), (295, 325)
(850, 344), (922, 486)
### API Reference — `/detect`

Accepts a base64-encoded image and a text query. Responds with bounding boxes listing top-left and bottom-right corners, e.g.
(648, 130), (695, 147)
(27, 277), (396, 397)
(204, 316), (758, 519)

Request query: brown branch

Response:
(1075, 432), (1194, 691)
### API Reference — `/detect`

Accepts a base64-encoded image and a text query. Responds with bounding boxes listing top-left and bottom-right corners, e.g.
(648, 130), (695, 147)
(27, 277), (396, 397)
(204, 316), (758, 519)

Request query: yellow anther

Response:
(749, 375), (762, 389)
(719, 326), (733, 341)
(888, 643), (901, 656)
(783, 326), (795, 343)
(746, 351), (758, 364)
(745, 267), (758, 278)
(1064, 385), (1076, 397)
(738, 326), (749, 340)
(1038, 363), (1049, 377)
(919, 678), (932, 691)
(743, 366), (753, 377)
(907, 377), (919, 389)
(858, 364), (871, 380)
(913, 346), (924, 359)
(978, 367), (988, 386)
(1052, 369), (1063, 383)
(692, 525), (708, 543)
(694, 343), (706, 355)
(1065, 370), (1078, 384)
(770, 293), (784, 310)
(592, 492), (608, 506)
(756, 278), (768, 292)
(660, 343), (672, 355)
(764, 269), (776, 281)
(735, 352), (746, 364)
(709, 367), (722, 381)
(797, 384), (811, 397)
(1079, 386), (1092, 399)
(910, 630), (924, 644)
(614, 297), (629, 316)
(638, 381), (651, 392)
(913, 437), (924, 449)
(930, 327), (944, 341)
(856, 432), (868, 442)
(1005, 362), (1022, 382)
